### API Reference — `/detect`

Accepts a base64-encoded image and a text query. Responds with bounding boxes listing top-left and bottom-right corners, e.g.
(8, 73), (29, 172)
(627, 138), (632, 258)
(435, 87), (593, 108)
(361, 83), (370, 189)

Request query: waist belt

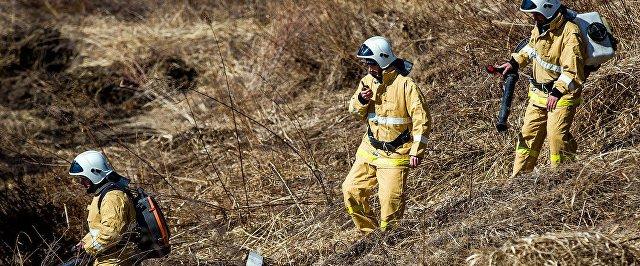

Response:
(529, 78), (554, 93)
(367, 126), (411, 152)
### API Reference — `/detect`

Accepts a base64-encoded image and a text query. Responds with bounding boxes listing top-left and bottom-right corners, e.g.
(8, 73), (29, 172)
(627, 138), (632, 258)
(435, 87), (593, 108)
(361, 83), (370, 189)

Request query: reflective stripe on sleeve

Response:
(558, 73), (575, 90)
(92, 242), (103, 251)
(521, 45), (563, 73)
(520, 45), (535, 56)
(413, 135), (428, 144)
(367, 113), (412, 125)
(88, 228), (104, 251)
(528, 91), (582, 107)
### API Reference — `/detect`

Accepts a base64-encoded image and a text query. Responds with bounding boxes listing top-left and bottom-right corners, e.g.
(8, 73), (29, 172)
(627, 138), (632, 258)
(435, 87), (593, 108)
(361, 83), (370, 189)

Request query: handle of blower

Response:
(485, 65), (505, 75)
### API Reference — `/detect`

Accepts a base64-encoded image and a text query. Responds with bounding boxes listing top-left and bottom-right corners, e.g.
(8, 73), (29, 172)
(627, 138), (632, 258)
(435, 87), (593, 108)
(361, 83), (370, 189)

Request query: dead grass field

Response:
(0, 0), (638, 265)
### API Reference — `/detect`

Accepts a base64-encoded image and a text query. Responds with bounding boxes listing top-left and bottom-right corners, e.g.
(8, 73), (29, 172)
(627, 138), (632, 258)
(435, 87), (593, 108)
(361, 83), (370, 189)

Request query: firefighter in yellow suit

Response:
(343, 36), (432, 233)
(69, 150), (139, 266)
(496, 0), (586, 176)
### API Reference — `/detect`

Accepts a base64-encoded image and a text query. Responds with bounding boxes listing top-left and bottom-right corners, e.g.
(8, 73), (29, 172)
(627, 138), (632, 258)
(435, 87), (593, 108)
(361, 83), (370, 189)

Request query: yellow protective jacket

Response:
(82, 189), (136, 257)
(348, 69), (432, 168)
(511, 12), (586, 108)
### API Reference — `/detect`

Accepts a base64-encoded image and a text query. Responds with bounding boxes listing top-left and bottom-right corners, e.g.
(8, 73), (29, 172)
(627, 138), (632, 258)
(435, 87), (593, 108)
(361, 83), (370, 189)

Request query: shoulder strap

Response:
(563, 8), (577, 21)
(97, 183), (133, 213)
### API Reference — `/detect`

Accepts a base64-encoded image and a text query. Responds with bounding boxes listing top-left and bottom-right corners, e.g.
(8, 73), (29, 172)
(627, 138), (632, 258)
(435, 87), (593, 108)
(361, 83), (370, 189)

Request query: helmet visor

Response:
(69, 160), (84, 174)
(520, 0), (537, 11)
(357, 44), (374, 57)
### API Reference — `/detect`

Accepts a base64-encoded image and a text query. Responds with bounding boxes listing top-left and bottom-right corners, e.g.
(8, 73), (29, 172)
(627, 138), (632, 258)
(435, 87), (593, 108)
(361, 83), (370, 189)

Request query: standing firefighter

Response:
(343, 36), (432, 233)
(68, 150), (139, 266)
(496, 0), (586, 176)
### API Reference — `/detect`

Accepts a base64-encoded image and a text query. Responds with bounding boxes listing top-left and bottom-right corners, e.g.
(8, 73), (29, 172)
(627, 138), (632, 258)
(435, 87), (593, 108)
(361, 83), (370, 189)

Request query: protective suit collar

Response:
(376, 59), (412, 84)
(93, 173), (130, 196)
(537, 11), (566, 35)
(381, 69), (399, 85)
(548, 12), (566, 30)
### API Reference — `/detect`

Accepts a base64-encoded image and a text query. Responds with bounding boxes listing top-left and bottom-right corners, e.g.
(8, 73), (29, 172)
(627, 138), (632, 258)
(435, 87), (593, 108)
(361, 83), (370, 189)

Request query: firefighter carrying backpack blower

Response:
(492, 0), (617, 177)
(63, 150), (171, 266)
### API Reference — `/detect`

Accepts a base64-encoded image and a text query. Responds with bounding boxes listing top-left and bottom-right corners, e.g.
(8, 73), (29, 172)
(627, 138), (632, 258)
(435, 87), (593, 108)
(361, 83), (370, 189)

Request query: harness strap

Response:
(529, 78), (555, 93)
(367, 126), (411, 152)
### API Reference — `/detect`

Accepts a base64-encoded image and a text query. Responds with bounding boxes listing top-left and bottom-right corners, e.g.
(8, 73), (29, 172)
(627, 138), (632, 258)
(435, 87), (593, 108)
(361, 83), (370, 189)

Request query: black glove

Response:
(357, 93), (369, 105)
(550, 88), (564, 98)
(507, 57), (520, 74)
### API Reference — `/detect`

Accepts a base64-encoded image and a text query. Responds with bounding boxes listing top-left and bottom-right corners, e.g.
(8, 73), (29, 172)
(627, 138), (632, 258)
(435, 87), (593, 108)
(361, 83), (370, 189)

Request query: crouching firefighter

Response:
(495, 0), (587, 177)
(68, 150), (140, 266)
(342, 36), (432, 233)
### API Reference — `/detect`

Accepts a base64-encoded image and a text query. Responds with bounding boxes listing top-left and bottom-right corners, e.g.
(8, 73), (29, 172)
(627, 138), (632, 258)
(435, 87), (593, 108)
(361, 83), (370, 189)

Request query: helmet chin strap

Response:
(536, 10), (561, 34)
(86, 183), (99, 194)
(538, 6), (563, 25)
(88, 178), (110, 195)
(372, 72), (382, 81)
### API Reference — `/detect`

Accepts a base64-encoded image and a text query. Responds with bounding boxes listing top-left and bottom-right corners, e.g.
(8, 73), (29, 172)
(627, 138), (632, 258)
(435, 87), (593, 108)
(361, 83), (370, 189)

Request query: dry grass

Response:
(467, 232), (640, 265)
(0, 0), (639, 265)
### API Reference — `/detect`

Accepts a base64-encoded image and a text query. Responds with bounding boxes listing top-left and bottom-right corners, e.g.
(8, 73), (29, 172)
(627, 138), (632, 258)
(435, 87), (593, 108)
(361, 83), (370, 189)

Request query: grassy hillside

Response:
(0, 0), (638, 265)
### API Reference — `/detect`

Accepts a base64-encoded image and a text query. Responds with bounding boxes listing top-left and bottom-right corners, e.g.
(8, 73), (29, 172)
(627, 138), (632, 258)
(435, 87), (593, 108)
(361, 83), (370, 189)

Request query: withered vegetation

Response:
(0, 0), (638, 265)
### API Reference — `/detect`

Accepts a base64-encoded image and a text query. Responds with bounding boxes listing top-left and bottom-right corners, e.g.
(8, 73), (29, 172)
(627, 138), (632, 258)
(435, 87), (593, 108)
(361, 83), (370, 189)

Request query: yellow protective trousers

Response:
(512, 101), (578, 176)
(342, 154), (408, 233)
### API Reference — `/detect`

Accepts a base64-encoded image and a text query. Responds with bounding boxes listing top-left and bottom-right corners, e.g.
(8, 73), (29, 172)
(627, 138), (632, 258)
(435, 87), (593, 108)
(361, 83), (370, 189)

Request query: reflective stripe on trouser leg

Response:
(547, 106), (578, 166)
(513, 103), (548, 177)
(342, 158), (378, 232)
(377, 167), (408, 231)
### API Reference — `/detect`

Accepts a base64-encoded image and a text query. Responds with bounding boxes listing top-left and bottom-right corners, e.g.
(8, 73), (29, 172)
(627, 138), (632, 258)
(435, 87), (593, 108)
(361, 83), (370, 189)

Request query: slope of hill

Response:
(0, 0), (638, 265)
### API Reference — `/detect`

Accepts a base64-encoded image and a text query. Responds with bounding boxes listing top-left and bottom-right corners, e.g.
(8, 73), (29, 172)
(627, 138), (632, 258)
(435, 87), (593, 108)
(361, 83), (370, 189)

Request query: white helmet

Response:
(356, 36), (397, 69)
(520, 0), (561, 19)
(69, 150), (113, 184)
